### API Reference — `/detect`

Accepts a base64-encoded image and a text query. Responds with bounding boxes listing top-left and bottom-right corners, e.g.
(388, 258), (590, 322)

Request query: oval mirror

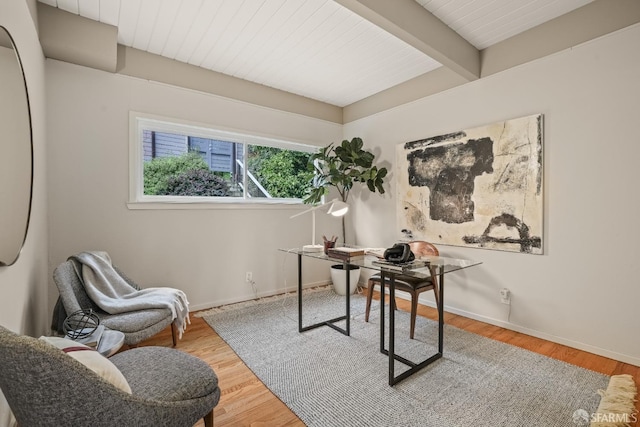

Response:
(0, 26), (33, 266)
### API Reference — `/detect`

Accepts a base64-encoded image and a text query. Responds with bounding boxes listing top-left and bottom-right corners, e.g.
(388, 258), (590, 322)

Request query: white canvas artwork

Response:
(396, 114), (544, 254)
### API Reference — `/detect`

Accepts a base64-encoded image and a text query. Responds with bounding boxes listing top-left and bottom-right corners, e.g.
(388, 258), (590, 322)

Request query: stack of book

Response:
(66, 324), (105, 348)
(326, 247), (365, 261)
(364, 248), (386, 259)
(371, 259), (429, 272)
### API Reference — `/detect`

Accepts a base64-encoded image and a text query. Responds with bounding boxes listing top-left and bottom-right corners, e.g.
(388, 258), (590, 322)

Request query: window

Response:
(129, 113), (316, 205)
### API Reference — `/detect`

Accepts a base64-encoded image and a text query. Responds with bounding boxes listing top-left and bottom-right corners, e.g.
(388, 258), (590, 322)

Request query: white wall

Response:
(346, 24), (640, 365)
(46, 60), (343, 313)
(0, 1), (49, 425)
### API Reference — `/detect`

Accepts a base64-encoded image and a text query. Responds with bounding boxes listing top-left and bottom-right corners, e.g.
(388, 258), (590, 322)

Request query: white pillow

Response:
(40, 336), (132, 394)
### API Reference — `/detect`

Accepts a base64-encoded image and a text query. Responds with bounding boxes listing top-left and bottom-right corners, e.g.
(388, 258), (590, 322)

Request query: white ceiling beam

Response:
(38, 2), (118, 73)
(343, 66), (468, 123)
(332, 0), (480, 81)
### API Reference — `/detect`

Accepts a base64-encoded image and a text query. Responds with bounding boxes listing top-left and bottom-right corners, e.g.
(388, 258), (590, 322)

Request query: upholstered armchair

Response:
(0, 325), (220, 427)
(52, 258), (179, 346)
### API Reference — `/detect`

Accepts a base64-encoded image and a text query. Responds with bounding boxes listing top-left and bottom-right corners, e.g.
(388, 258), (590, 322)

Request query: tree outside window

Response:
(141, 129), (313, 200)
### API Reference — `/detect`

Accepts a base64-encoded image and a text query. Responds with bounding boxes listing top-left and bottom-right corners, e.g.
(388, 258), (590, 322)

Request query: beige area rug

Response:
(199, 288), (620, 427)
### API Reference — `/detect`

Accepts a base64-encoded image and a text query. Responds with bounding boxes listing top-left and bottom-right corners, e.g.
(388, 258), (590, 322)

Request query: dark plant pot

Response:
(330, 264), (361, 295)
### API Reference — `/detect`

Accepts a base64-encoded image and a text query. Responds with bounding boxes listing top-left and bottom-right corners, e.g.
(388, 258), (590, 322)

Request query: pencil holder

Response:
(323, 240), (336, 254)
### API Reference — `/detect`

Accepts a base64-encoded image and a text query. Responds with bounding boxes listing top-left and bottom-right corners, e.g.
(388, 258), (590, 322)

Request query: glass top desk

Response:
(279, 247), (482, 385)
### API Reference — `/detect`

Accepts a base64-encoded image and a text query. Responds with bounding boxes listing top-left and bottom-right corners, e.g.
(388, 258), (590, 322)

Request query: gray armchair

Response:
(52, 259), (178, 346)
(0, 325), (220, 427)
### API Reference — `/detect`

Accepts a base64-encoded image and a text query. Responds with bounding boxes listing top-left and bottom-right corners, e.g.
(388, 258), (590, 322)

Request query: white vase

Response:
(330, 264), (360, 295)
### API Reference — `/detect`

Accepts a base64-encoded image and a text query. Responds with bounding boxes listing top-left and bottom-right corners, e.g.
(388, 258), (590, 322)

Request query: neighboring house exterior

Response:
(142, 130), (239, 174)
(142, 130), (187, 161)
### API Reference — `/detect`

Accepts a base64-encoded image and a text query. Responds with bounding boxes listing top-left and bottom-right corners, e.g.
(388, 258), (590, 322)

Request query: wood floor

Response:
(138, 289), (640, 427)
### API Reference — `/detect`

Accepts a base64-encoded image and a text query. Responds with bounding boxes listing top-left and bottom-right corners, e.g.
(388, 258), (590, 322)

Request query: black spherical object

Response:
(63, 309), (100, 339)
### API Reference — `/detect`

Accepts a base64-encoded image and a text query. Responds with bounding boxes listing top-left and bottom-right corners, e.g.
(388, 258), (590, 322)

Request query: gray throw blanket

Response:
(70, 251), (190, 339)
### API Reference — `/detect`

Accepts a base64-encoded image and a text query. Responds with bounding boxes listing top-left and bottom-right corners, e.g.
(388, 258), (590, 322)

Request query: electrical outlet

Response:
(245, 271), (253, 283)
(500, 288), (511, 305)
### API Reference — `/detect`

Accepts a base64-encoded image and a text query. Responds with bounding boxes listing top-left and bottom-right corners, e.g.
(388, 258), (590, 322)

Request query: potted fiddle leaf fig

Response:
(304, 137), (387, 294)
(304, 137), (387, 240)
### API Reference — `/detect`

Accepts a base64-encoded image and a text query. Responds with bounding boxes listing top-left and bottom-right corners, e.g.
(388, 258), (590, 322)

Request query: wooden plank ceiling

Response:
(38, 0), (594, 107)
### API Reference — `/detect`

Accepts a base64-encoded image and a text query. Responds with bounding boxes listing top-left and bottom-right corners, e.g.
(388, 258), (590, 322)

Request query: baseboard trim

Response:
(372, 284), (640, 367)
(189, 280), (331, 312)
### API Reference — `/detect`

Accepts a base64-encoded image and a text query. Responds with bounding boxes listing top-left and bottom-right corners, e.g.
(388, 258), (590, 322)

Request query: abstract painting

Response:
(396, 114), (543, 254)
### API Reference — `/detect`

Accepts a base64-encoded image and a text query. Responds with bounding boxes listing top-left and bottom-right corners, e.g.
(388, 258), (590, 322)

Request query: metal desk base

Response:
(380, 265), (444, 385)
(296, 252), (446, 385)
(297, 254), (350, 336)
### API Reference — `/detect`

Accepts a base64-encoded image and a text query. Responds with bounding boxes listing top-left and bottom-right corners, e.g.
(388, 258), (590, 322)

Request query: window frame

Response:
(128, 112), (318, 209)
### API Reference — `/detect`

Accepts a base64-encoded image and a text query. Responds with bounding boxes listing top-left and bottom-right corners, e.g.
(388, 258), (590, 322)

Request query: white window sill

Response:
(126, 198), (304, 210)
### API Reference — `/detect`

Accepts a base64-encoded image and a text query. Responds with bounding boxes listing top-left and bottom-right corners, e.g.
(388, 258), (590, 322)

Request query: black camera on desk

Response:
(383, 243), (415, 264)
